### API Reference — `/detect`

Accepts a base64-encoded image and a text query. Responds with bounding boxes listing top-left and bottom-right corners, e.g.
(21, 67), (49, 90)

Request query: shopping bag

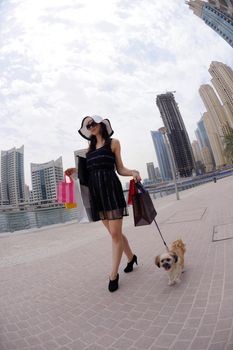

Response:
(65, 203), (77, 209)
(127, 179), (138, 205)
(132, 182), (157, 226)
(74, 179), (93, 223)
(57, 175), (76, 204)
(77, 156), (88, 186)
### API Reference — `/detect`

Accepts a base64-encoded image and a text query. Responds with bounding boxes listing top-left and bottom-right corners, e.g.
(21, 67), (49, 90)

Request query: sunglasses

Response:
(86, 121), (98, 130)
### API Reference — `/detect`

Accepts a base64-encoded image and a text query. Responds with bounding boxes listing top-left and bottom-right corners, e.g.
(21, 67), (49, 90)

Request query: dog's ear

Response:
(171, 252), (178, 263)
(155, 255), (160, 268)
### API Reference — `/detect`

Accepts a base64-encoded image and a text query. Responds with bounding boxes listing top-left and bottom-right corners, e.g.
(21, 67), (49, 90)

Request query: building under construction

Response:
(156, 92), (195, 177)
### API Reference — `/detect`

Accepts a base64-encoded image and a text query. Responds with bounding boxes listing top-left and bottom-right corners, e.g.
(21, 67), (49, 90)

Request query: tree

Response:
(224, 128), (233, 163)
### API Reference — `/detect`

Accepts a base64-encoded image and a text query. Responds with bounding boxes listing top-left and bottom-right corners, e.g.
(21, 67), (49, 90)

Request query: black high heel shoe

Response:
(108, 274), (119, 292)
(124, 255), (138, 273)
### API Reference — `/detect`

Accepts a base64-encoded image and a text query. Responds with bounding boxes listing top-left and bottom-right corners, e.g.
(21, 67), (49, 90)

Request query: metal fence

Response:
(0, 207), (79, 234)
(1, 169), (232, 234)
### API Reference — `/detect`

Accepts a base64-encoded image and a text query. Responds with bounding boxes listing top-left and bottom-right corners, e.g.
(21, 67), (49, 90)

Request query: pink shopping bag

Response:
(57, 175), (76, 204)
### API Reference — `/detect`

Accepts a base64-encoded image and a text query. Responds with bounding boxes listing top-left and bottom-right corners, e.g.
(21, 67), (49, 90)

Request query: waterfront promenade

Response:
(1, 176), (233, 350)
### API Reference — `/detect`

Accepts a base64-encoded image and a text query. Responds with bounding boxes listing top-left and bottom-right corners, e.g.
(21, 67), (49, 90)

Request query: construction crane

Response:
(146, 90), (176, 95)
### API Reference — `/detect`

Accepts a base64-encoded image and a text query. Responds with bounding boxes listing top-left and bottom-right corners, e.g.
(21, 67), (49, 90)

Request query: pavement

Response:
(1, 175), (233, 350)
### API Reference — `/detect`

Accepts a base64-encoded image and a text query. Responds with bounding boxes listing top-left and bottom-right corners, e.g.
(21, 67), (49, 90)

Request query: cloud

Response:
(0, 0), (232, 186)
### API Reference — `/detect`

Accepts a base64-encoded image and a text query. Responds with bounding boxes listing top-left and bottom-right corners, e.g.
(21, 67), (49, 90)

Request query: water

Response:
(1, 169), (232, 235)
(0, 207), (79, 234)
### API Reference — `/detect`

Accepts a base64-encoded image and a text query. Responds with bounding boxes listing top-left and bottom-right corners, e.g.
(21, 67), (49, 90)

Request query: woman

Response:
(65, 115), (141, 292)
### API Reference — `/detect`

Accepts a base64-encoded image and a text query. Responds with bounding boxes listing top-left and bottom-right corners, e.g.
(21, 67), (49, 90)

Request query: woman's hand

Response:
(132, 170), (141, 183)
(65, 168), (76, 176)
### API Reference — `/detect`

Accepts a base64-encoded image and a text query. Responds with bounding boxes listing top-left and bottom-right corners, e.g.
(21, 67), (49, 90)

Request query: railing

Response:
(1, 168), (232, 234)
(0, 207), (79, 234)
(143, 168), (233, 198)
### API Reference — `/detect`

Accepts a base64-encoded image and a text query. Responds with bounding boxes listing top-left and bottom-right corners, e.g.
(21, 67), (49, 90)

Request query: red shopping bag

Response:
(57, 175), (76, 205)
(127, 179), (138, 205)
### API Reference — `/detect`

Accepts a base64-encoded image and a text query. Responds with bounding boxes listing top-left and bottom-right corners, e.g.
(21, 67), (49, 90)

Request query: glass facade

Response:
(31, 157), (63, 202)
(156, 93), (195, 178)
(1, 146), (25, 206)
(197, 119), (216, 167)
(151, 131), (172, 181)
(202, 4), (233, 47)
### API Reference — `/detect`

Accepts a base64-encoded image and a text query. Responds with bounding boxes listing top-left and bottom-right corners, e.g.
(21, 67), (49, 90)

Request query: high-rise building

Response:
(196, 118), (215, 170)
(186, 0), (233, 47)
(1, 145), (25, 206)
(156, 93), (195, 177)
(192, 140), (203, 162)
(202, 111), (226, 167)
(155, 167), (162, 181)
(209, 61), (233, 128)
(150, 131), (172, 181)
(146, 162), (157, 183)
(31, 157), (63, 202)
(192, 140), (206, 174)
(24, 184), (30, 203)
(207, 0), (233, 16)
(196, 119), (212, 150)
(199, 84), (231, 136)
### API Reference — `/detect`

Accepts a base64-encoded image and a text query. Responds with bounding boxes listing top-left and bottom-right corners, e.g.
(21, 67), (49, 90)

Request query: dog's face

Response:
(155, 252), (178, 271)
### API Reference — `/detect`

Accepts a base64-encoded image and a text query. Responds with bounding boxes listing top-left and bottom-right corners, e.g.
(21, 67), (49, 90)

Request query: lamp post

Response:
(159, 127), (180, 200)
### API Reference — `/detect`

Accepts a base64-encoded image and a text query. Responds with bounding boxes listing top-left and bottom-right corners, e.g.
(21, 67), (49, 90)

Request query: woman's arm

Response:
(112, 139), (141, 182)
(65, 168), (76, 176)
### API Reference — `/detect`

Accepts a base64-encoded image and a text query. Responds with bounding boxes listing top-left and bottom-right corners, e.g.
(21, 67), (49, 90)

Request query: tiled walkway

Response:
(1, 176), (233, 350)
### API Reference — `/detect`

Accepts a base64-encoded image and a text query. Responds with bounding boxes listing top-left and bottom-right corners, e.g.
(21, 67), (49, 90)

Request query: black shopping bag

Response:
(77, 156), (88, 186)
(132, 184), (157, 226)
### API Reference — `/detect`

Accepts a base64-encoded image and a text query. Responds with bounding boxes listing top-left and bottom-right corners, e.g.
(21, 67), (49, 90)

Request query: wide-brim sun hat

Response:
(78, 115), (114, 140)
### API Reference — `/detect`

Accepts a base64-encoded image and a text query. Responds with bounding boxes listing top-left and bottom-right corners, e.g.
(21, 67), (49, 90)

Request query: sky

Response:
(0, 0), (232, 188)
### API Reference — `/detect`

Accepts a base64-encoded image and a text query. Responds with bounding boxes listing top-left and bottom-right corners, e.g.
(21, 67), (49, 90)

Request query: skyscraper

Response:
(156, 93), (195, 177)
(31, 157), (63, 202)
(196, 118), (215, 170)
(202, 111), (226, 167)
(192, 140), (203, 163)
(199, 84), (230, 137)
(151, 131), (172, 181)
(192, 140), (206, 174)
(199, 84), (228, 168)
(146, 162), (157, 183)
(187, 0), (233, 47)
(1, 145), (25, 206)
(209, 61), (233, 128)
(207, 0), (233, 16)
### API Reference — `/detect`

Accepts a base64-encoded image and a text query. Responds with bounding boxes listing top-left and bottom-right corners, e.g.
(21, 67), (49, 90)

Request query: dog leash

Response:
(153, 219), (169, 252)
(136, 182), (169, 252)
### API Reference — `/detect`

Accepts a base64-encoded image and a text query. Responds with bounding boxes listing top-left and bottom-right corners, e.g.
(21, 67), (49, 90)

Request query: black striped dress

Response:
(86, 139), (128, 221)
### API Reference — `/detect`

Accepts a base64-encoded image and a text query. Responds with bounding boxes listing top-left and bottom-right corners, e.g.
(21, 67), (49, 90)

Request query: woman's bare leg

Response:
(107, 219), (124, 279)
(102, 220), (134, 263)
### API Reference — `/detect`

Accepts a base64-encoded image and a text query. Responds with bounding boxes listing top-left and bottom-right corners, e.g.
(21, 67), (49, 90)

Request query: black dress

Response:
(86, 139), (128, 221)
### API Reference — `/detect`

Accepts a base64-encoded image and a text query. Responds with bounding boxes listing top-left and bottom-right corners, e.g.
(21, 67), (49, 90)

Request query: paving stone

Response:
(1, 178), (233, 350)
(216, 318), (232, 330)
(133, 335), (155, 349)
(207, 343), (226, 350)
(163, 322), (183, 335)
(95, 334), (116, 346)
(111, 336), (134, 349)
(211, 330), (230, 343)
(170, 340), (191, 350)
(144, 326), (163, 338)
(124, 328), (143, 340)
(154, 334), (176, 347)
(190, 336), (211, 349)
(185, 318), (202, 328)
(69, 339), (86, 350)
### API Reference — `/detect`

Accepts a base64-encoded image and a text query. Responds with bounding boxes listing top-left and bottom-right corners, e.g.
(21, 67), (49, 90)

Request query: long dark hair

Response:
(87, 122), (110, 153)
